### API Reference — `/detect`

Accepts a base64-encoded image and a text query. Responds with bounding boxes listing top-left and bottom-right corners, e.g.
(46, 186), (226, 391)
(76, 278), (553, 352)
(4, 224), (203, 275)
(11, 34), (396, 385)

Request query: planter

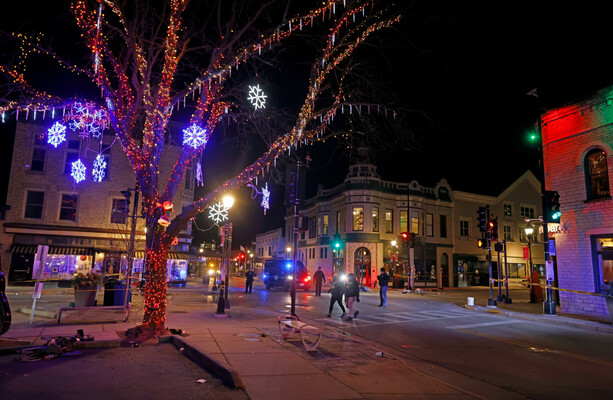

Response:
(75, 285), (97, 307)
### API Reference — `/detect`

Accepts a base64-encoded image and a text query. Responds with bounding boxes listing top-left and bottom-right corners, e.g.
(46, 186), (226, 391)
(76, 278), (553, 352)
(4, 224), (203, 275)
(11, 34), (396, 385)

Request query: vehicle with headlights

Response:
(263, 259), (311, 291)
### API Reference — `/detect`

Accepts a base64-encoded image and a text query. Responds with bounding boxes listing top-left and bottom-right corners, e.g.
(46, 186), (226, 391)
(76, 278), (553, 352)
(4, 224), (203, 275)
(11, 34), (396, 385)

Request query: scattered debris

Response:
(15, 331), (89, 362)
(196, 379), (207, 384)
(169, 328), (186, 336)
(375, 352), (383, 357)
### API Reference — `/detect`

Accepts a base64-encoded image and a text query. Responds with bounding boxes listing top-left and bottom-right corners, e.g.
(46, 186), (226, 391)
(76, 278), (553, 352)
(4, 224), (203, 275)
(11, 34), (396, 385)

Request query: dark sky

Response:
(2, 1), (613, 248)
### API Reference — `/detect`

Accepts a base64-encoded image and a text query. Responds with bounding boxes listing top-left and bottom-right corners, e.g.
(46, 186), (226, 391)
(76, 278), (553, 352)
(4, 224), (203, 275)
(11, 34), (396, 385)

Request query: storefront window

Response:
(352, 207), (364, 231)
(372, 207), (379, 232)
(594, 236), (613, 291)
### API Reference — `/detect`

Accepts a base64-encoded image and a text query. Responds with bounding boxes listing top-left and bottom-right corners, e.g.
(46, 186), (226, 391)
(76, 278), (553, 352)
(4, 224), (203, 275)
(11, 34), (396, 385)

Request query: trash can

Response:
(104, 279), (131, 306)
(103, 278), (118, 306)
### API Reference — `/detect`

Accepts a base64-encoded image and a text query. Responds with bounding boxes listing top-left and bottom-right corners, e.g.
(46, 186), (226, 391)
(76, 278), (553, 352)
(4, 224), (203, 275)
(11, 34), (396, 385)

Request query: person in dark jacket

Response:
(313, 266), (326, 296)
(377, 267), (390, 306)
(345, 273), (360, 320)
(245, 268), (256, 294)
(326, 275), (346, 317)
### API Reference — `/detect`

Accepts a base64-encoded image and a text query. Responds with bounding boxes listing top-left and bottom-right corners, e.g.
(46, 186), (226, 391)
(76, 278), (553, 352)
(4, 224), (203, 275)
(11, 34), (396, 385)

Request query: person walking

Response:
(377, 267), (390, 306)
(326, 275), (346, 317)
(245, 267), (256, 294)
(345, 273), (360, 320)
(313, 266), (326, 296)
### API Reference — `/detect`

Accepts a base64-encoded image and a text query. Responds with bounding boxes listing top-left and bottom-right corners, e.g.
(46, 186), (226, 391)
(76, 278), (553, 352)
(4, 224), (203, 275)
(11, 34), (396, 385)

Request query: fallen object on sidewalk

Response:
(277, 316), (322, 352)
(15, 332), (89, 361)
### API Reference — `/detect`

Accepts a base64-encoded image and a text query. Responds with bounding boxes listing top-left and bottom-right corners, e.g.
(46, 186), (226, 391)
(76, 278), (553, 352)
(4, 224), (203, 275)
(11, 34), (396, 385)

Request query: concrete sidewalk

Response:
(2, 281), (612, 400)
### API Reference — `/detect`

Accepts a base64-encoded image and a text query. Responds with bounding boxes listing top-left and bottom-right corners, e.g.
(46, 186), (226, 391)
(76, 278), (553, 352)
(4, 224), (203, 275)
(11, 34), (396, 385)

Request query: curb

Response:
(161, 335), (245, 389)
(19, 307), (57, 319)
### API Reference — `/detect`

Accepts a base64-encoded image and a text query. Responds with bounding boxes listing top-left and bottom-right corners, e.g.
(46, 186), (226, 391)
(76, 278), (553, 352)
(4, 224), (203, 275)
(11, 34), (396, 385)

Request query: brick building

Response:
(542, 85), (613, 318)
(0, 120), (196, 284)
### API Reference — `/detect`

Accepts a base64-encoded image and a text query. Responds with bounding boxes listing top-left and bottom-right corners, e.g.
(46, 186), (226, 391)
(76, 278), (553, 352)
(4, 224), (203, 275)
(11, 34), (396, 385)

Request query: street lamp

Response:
(524, 226), (536, 303)
(286, 247), (292, 260)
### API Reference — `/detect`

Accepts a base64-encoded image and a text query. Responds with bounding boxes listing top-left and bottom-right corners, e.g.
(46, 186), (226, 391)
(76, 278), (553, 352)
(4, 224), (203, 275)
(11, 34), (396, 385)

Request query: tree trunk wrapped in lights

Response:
(0, 0), (402, 332)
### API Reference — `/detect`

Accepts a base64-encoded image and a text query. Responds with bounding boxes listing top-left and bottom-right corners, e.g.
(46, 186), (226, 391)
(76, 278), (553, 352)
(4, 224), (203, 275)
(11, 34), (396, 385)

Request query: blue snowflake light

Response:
(92, 154), (107, 182)
(71, 159), (87, 183)
(47, 122), (67, 148)
(261, 183), (270, 215)
(182, 124), (207, 149)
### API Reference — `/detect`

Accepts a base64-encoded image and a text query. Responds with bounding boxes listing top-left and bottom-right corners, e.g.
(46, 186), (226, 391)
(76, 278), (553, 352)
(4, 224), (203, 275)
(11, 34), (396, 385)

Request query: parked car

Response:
(262, 259), (311, 291)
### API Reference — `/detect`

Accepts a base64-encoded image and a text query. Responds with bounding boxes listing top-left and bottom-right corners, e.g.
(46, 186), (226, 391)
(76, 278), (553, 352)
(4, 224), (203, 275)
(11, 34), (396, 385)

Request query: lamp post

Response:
(525, 226), (536, 303)
(391, 240), (398, 283)
(222, 195), (234, 302)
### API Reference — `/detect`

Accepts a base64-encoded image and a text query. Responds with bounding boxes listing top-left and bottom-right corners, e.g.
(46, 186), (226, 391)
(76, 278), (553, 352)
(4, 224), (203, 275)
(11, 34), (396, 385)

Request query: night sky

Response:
(2, 1), (612, 248)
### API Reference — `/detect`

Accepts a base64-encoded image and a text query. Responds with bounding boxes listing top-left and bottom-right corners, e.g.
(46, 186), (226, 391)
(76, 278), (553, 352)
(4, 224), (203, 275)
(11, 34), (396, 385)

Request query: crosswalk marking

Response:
(446, 320), (523, 330)
(317, 309), (479, 327)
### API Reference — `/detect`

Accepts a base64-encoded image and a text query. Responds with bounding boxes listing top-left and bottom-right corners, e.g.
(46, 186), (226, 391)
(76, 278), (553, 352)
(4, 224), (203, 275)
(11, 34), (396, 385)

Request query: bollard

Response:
(216, 281), (225, 314)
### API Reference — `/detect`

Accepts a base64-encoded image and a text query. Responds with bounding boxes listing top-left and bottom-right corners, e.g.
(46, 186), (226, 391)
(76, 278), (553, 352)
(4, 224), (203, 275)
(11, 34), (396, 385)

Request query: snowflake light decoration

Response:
(71, 159), (86, 183)
(208, 201), (229, 224)
(247, 84), (267, 110)
(67, 102), (109, 139)
(92, 154), (107, 182)
(261, 183), (270, 215)
(47, 121), (67, 148)
(182, 124), (207, 149)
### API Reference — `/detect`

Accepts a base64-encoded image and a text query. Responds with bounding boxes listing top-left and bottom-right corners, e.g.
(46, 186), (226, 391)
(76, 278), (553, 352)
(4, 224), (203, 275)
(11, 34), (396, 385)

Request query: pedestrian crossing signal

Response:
(477, 238), (488, 249)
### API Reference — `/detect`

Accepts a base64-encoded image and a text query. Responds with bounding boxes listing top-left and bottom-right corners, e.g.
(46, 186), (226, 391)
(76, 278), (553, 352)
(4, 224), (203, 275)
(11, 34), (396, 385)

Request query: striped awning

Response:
(10, 245), (37, 254)
(132, 251), (195, 260)
(169, 252), (189, 260)
(10, 245), (94, 256)
(49, 247), (95, 256)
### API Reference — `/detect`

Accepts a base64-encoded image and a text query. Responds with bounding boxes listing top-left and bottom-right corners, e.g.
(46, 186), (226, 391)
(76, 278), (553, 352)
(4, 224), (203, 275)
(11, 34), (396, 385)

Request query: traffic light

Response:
(477, 206), (488, 232)
(477, 238), (488, 249)
(544, 190), (561, 222)
(489, 218), (498, 241)
(332, 234), (342, 254)
(401, 232), (408, 248)
(120, 190), (131, 215)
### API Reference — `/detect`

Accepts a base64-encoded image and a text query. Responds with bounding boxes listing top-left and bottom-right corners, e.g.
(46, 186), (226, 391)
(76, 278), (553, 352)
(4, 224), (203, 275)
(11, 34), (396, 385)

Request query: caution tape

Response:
(489, 278), (612, 298)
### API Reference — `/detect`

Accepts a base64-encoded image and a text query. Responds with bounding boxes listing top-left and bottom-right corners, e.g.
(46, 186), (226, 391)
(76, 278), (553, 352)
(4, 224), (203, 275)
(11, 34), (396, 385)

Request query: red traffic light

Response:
(401, 232), (408, 239)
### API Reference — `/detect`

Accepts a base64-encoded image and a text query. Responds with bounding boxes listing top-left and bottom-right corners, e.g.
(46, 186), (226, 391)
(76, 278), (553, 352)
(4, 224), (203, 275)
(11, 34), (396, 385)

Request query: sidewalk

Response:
(2, 281), (612, 400)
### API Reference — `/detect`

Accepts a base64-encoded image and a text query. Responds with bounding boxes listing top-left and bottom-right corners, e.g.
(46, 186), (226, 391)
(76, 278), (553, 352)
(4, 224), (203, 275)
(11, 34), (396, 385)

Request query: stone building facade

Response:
(541, 85), (613, 317)
(282, 158), (543, 289)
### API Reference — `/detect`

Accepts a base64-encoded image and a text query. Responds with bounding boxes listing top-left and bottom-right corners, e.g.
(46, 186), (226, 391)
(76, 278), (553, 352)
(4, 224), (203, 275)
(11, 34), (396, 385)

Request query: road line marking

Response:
(447, 320), (524, 330)
(458, 329), (613, 368)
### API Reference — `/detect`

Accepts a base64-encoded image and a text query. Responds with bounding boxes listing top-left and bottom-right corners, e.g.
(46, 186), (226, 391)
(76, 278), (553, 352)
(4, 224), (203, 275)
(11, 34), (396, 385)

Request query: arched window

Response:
(585, 149), (610, 200)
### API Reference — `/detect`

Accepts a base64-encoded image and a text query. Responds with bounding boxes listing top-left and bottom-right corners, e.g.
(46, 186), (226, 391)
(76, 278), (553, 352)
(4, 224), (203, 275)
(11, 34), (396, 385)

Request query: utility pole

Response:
(124, 184), (139, 311)
(290, 154), (310, 318)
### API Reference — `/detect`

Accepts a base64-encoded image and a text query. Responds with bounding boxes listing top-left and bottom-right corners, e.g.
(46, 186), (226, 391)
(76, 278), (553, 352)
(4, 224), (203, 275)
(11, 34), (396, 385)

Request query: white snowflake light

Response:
(67, 102), (109, 139)
(47, 121), (67, 148)
(208, 201), (229, 224)
(261, 183), (270, 215)
(247, 84), (267, 110)
(182, 124), (207, 149)
(71, 159), (86, 183)
(92, 154), (107, 182)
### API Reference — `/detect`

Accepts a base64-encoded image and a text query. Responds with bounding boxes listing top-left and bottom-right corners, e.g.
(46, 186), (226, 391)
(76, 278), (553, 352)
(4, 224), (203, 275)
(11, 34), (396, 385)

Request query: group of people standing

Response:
(325, 267), (390, 321)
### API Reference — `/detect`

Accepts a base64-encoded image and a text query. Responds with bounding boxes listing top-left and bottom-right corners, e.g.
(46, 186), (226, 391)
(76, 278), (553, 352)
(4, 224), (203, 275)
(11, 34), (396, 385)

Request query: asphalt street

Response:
(2, 277), (613, 399)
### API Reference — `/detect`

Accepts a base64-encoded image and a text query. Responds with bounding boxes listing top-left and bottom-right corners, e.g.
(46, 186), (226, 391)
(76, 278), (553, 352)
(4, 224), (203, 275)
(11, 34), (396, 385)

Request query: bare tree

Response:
(0, 0), (401, 332)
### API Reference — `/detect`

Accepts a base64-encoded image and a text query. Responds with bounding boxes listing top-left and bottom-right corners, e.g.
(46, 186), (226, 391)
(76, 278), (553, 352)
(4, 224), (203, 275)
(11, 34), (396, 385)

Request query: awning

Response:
(169, 252), (189, 260)
(48, 247), (95, 256)
(10, 245), (37, 254)
(131, 251), (197, 260)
